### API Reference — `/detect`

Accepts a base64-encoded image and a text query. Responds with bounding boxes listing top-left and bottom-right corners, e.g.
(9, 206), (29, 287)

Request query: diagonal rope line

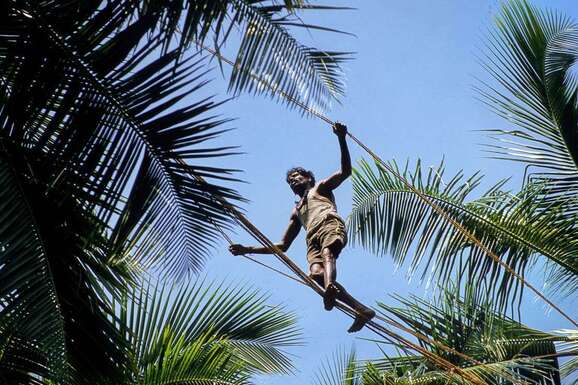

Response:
(223, 203), (532, 385)
(185, 170), (509, 385)
(212, 193), (528, 385)
(210, 213), (307, 285)
(199, 44), (578, 328)
(201, 187), (522, 385)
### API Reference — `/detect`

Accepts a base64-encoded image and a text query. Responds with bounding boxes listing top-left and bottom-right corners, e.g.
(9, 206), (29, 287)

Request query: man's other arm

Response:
(229, 209), (301, 255)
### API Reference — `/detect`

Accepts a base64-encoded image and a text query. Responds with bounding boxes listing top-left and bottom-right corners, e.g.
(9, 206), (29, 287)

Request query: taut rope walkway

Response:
(176, 45), (577, 385)
(196, 174), (531, 385)
(202, 186), (488, 385)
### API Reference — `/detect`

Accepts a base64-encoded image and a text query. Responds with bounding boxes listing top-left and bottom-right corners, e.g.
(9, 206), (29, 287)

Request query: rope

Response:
(211, 213), (307, 285)
(16, 6), (568, 384)
(184, 47), (574, 385)
(190, 168), (541, 385)
(199, 45), (578, 328)
(218, 200), (489, 385)
(189, 170), (514, 385)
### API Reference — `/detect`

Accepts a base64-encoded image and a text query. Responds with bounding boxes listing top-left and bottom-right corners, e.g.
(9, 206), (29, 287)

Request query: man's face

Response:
(287, 171), (310, 194)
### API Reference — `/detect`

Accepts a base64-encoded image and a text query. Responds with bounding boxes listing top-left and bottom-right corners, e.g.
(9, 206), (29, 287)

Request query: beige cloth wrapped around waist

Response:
(305, 213), (347, 266)
(296, 189), (347, 265)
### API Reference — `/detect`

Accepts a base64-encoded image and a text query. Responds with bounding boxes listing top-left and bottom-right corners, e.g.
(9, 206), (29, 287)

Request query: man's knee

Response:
(309, 263), (324, 284)
(310, 262), (324, 276)
(323, 240), (343, 259)
(322, 246), (339, 261)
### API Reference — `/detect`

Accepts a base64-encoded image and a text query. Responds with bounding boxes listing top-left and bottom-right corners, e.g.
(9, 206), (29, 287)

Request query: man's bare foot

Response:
(347, 308), (375, 333)
(323, 283), (338, 311)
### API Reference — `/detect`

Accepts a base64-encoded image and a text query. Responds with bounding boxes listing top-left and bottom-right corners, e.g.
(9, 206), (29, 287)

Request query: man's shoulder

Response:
(311, 182), (334, 199)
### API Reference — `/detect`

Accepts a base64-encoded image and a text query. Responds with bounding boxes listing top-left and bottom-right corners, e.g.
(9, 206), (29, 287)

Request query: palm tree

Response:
(0, 0), (350, 383)
(312, 284), (577, 385)
(348, 0), (578, 311)
(112, 280), (301, 385)
(313, 348), (359, 385)
(349, 158), (578, 312)
(346, 0), (578, 383)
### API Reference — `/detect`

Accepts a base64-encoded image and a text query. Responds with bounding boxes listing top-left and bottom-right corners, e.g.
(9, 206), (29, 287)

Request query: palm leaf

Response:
(0, 144), (133, 384)
(2, 0), (243, 277)
(349, 159), (578, 308)
(313, 347), (360, 385)
(0, 151), (67, 383)
(556, 329), (578, 382)
(225, 0), (351, 114)
(137, 0), (352, 113)
(477, 0), (578, 210)
(368, 285), (569, 385)
(118, 279), (301, 382)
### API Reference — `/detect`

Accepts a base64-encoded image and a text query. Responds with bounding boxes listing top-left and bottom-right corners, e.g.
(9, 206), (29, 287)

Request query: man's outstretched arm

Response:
(318, 122), (351, 193)
(229, 210), (301, 255)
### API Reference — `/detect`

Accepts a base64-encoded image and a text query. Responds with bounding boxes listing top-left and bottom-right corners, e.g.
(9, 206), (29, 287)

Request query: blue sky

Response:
(196, 1), (578, 384)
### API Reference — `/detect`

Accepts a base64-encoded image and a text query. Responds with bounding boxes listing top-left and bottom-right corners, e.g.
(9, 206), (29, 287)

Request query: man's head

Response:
(286, 167), (315, 194)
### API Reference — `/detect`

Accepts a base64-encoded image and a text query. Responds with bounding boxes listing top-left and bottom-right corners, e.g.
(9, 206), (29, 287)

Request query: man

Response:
(229, 122), (375, 333)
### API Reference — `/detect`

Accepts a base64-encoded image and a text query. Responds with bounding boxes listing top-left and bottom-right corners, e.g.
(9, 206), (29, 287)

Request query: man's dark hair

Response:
(286, 167), (315, 186)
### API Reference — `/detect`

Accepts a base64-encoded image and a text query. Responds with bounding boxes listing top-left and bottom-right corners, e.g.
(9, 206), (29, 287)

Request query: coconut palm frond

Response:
(0, 147), (134, 384)
(372, 286), (567, 385)
(2, 1), (244, 278)
(313, 347), (360, 385)
(478, 0), (578, 211)
(226, 0), (350, 114)
(560, 357), (578, 381)
(554, 329), (578, 381)
(0, 153), (67, 383)
(349, 159), (578, 307)
(131, 0), (351, 114)
(119, 280), (301, 382)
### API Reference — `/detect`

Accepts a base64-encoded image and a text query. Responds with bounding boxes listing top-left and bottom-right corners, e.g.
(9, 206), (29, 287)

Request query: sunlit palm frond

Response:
(226, 0), (350, 114)
(349, 159), (578, 307)
(560, 358), (578, 382)
(156, 0), (352, 113)
(554, 329), (578, 382)
(477, 0), (578, 211)
(369, 286), (569, 385)
(313, 347), (360, 385)
(361, 363), (406, 385)
(118, 280), (301, 382)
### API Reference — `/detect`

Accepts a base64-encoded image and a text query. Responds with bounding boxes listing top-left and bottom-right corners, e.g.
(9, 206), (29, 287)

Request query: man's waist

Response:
(305, 212), (345, 234)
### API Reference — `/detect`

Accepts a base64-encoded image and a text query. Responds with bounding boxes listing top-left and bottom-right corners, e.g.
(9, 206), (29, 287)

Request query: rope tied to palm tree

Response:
(199, 44), (578, 329)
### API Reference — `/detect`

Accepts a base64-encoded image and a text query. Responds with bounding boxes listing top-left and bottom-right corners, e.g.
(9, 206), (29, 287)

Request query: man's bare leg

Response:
(317, 247), (375, 332)
(333, 282), (375, 332)
(321, 248), (338, 311)
(310, 263), (325, 286)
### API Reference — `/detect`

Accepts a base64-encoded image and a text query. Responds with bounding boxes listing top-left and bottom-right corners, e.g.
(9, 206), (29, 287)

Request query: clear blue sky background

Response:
(194, 1), (578, 384)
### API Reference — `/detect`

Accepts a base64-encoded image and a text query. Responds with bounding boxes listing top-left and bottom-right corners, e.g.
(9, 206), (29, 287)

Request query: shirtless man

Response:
(229, 123), (375, 333)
